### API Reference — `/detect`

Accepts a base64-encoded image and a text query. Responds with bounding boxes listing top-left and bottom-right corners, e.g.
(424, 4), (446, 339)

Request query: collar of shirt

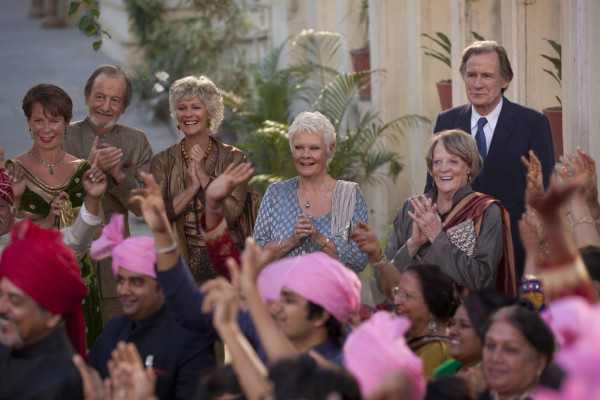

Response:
(470, 98), (503, 149)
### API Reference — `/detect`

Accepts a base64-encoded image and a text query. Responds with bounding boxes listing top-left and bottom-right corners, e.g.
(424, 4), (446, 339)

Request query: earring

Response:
(64, 128), (68, 140)
(206, 119), (211, 129)
(468, 175), (472, 183)
(428, 315), (439, 333)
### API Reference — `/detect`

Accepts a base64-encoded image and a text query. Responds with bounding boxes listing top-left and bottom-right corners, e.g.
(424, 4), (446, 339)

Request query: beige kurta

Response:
(150, 138), (247, 268)
(64, 118), (153, 323)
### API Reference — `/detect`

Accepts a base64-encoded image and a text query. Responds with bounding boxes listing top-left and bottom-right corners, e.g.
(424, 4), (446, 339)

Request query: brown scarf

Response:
(443, 192), (517, 297)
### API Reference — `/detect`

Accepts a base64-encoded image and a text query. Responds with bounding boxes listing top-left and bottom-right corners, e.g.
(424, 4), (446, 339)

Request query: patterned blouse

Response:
(253, 177), (368, 272)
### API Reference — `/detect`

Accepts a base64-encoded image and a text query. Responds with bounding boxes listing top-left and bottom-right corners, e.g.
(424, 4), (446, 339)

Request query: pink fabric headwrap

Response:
(344, 312), (425, 399)
(90, 214), (156, 278)
(0, 219), (88, 360)
(535, 296), (600, 400)
(282, 252), (361, 323)
(257, 256), (296, 302)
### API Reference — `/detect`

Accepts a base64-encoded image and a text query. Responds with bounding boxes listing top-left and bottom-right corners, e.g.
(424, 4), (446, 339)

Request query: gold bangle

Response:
(372, 255), (388, 270)
(571, 216), (595, 228)
(370, 248), (384, 264)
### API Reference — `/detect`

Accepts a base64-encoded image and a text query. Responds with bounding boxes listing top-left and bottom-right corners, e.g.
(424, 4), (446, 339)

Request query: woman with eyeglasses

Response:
(391, 264), (458, 376)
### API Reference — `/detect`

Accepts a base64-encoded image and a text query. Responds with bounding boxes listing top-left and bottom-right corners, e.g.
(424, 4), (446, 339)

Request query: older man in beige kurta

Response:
(65, 65), (153, 324)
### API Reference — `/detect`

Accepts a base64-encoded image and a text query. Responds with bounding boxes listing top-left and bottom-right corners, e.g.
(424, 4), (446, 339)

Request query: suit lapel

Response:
(478, 97), (517, 191)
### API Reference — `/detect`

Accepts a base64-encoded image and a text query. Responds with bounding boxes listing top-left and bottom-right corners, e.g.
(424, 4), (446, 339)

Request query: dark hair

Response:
(269, 354), (361, 400)
(22, 84), (73, 123)
(407, 264), (458, 322)
(195, 364), (245, 400)
(425, 376), (476, 400)
(84, 64), (133, 110)
(307, 301), (344, 347)
(485, 305), (556, 369)
(458, 40), (513, 94)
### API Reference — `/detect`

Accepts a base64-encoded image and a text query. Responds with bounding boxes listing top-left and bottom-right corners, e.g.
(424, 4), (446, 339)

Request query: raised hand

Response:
(576, 147), (599, 206)
(83, 161), (107, 199)
(351, 220), (381, 259)
(201, 269), (241, 334)
(205, 162), (254, 210)
(5, 162), (26, 199)
(239, 237), (279, 286)
(522, 150), (545, 206)
(528, 173), (587, 222)
(130, 172), (169, 234)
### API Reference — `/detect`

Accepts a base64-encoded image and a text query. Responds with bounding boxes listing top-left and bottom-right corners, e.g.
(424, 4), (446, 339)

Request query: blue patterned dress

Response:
(253, 177), (368, 272)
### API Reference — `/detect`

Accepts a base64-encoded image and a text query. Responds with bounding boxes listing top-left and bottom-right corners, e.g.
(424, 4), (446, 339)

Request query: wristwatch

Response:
(319, 236), (330, 249)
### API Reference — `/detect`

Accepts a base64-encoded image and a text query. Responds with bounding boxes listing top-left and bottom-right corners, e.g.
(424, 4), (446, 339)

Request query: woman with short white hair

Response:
(253, 111), (368, 272)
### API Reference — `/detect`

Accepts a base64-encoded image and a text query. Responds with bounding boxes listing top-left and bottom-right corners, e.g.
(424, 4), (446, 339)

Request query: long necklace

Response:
(301, 177), (331, 209)
(27, 150), (65, 175)
(181, 138), (212, 164)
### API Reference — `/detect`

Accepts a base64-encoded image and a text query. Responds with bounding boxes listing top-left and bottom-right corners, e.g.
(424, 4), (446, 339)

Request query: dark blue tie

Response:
(476, 117), (488, 163)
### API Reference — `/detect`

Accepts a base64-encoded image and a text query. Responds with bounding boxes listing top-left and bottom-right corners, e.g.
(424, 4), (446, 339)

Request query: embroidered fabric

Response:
(445, 219), (477, 257)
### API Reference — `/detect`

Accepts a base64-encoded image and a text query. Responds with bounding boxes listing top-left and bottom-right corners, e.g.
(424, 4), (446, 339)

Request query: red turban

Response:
(0, 168), (13, 206)
(0, 219), (88, 359)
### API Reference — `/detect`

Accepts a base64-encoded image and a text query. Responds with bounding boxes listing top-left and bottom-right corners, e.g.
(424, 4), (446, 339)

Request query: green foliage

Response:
(234, 30), (429, 193)
(421, 32), (452, 68)
(70, 1), (110, 51)
(421, 31), (486, 71)
(123, 0), (251, 119)
(541, 38), (562, 105)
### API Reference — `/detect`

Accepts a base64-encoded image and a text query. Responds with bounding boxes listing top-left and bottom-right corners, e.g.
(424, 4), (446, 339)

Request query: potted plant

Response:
(540, 38), (562, 161)
(421, 31), (485, 111)
(349, 0), (371, 100)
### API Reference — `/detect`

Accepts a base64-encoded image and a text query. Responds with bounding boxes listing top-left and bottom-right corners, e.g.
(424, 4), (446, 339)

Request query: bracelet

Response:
(370, 248), (385, 264)
(372, 254), (388, 270)
(155, 241), (178, 254)
(277, 238), (286, 254)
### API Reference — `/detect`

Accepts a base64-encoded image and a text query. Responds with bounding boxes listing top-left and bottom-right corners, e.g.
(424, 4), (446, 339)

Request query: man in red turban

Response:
(0, 219), (88, 399)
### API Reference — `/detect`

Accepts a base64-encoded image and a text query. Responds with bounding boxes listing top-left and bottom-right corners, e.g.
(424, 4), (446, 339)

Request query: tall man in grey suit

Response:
(425, 41), (555, 278)
(65, 65), (153, 323)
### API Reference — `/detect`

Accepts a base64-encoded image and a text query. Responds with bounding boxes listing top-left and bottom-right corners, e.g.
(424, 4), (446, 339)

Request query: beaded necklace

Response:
(27, 150), (66, 175)
(181, 139), (212, 164)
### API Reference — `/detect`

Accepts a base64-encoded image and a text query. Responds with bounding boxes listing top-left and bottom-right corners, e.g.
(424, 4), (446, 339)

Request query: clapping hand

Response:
(408, 195), (442, 243)
(106, 342), (157, 400)
(4, 162), (26, 199)
(292, 214), (316, 242)
(205, 162), (254, 210)
(189, 144), (209, 182)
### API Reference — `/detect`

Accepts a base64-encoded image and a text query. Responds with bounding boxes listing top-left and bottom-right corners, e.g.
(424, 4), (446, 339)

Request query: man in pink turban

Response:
(0, 219), (88, 399)
(88, 214), (216, 400)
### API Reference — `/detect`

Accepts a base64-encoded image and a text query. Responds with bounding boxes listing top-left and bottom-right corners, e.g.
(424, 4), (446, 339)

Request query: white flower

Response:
(153, 83), (165, 93)
(154, 71), (169, 82)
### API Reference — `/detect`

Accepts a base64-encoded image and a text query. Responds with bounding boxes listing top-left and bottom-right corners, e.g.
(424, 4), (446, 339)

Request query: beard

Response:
(0, 316), (24, 349)
(88, 112), (118, 130)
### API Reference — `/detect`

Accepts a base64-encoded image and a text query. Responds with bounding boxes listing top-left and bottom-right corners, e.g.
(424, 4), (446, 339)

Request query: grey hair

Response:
(168, 75), (224, 135)
(458, 40), (513, 94)
(425, 129), (483, 179)
(288, 111), (336, 160)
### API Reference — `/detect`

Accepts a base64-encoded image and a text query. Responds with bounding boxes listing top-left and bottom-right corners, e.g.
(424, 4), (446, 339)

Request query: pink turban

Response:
(90, 214), (156, 278)
(344, 312), (425, 399)
(0, 168), (13, 206)
(0, 219), (88, 359)
(257, 256), (296, 302)
(282, 252), (361, 323)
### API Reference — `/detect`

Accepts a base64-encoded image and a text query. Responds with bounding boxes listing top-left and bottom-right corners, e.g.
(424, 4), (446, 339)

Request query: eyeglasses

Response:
(392, 286), (422, 301)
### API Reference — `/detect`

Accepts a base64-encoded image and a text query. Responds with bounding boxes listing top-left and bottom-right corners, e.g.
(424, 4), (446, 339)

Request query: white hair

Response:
(288, 111), (336, 160)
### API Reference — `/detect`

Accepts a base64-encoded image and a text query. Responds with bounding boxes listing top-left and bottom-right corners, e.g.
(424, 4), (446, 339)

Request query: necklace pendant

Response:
(49, 168), (54, 175)
(305, 201), (310, 208)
